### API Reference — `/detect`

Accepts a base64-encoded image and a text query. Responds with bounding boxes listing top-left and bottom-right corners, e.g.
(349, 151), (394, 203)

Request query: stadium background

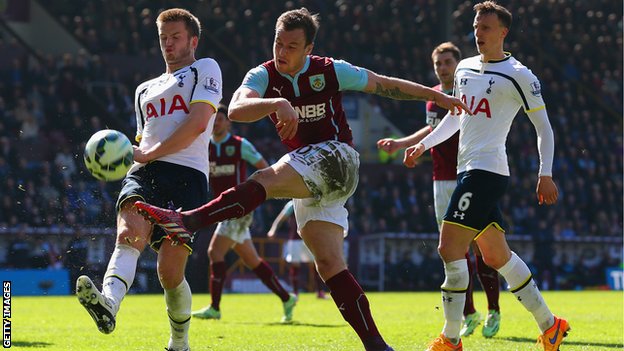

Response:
(0, 0), (621, 296)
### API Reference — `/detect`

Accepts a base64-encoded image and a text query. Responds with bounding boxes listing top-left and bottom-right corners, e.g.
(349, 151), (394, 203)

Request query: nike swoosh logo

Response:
(548, 320), (561, 344)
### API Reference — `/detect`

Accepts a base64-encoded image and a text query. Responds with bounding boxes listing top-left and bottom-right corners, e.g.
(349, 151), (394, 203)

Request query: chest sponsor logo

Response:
(460, 95), (491, 118)
(225, 145), (236, 156)
(426, 111), (442, 128)
(210, 163), (236, 176)
(294, 103), (326, 122)
(309, 74), (326, 92)
(145, 94), (189, 120)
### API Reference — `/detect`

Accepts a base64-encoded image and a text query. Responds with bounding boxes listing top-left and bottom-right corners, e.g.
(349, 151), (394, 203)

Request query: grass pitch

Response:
(10, 291), (624, 350)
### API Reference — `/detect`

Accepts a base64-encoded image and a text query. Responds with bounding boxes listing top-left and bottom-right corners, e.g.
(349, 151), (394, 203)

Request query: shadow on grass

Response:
(225, 320), (346, 328)
(10, 341), (53, 348)
(503, 336), (623, 349)
(267, 321), (347, 328)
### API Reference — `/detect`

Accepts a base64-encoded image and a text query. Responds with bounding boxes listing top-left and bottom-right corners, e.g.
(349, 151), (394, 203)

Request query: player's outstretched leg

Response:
(76, 275), (117, 334)
(134, 202), (194, 245)
(137, 181), (267, 244)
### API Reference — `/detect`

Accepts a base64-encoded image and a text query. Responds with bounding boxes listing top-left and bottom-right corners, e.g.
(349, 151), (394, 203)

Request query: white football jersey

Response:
(453, 54), (545, 176)
(130, 58), (222, 179)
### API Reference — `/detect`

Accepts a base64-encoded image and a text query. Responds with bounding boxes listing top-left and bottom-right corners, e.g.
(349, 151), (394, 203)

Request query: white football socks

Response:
(102, 244), (141, 313)
(165, 279), (192, 350)
(440, 258), (469, 343)
(497, 251), (554, 332)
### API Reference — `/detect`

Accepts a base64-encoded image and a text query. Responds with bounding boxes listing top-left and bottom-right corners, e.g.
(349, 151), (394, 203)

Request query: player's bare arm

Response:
(133, 102), (215, 163)
(377, 125), (431, 154)
(364, 70), (471, 115)
(267, 205), (290, 238)
(229, 86), (298, 140)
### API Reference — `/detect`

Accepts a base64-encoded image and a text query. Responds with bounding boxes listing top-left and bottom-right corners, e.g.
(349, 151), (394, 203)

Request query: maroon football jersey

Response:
(262, 55), (353, 151)
(426, 84), (459, 181)
(209, 135), (246, 195)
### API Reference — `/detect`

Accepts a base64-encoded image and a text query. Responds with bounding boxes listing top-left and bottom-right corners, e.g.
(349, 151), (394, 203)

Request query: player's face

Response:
(432, 52), (458, 87)
(273, 27), (313, 77)
(158, 21), (198, 71)
(212, 111), (230, 137)
(473, 12), (508, 58)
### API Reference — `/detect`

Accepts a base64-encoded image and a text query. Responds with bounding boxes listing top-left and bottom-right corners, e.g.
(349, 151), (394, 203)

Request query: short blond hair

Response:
(156, 8), (201, 39)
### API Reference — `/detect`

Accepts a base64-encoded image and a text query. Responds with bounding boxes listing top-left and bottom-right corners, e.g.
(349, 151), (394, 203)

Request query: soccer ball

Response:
(84, 129), (133, 181)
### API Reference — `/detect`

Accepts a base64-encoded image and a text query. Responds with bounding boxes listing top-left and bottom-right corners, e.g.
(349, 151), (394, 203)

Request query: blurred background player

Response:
(268, 200), (328, 299)
(377, 42), (501, 338)
(191, 104), (297, 323)
(75, 8), (222, 351)
(136, 7), (469, 351)
(404, 2), (569, 350)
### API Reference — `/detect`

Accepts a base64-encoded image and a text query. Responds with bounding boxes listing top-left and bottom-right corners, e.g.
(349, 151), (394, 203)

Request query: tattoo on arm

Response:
(373, 83), (426, 100)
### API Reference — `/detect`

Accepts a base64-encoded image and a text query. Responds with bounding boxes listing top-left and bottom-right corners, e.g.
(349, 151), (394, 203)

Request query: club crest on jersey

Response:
(309, 74), (325, 92)
(486, 78), (495, 94)
(204, 77), (221, 94)
(530, 81), (541, 97)
(225, 145), (235, 156)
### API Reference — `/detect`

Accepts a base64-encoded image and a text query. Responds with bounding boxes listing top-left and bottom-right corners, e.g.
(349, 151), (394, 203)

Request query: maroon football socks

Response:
(209, 261), (227, 310)
(326, 270), (388, 351)
(182, 180), (267, 232)
(463, 252), (477, 315)
(476, 255), (500, 311)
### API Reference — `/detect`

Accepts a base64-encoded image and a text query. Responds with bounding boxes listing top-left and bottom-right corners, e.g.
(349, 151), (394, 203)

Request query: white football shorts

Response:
(214, 212), (253, 244)
(433, 180), (457, 230)
(277, 140), (359, 236)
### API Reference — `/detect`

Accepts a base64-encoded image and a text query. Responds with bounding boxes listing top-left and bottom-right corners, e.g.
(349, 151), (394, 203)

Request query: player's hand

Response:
(536, 176), (558, 205)
(433, 93), (472, 116)
(377, 138), (401, 154)
(267, 228), (276, 238)
(133, 145), (152, 163)
(275, 99), (298, 140)
(403, 143), (425, 168)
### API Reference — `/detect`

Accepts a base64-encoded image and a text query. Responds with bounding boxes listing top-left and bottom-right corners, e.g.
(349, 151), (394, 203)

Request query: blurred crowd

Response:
(0, 0), (621, 290)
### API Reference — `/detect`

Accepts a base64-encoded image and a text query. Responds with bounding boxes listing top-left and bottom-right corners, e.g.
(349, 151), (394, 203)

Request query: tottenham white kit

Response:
(453, 54), (545, 176)
(130, 58), (223, 179)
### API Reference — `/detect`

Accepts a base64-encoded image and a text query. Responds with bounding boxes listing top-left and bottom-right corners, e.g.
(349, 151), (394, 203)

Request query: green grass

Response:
(10, 291), (624, 350)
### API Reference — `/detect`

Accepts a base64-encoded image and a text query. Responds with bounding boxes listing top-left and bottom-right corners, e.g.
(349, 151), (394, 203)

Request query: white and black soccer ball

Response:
(84, 129), (133, 181)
